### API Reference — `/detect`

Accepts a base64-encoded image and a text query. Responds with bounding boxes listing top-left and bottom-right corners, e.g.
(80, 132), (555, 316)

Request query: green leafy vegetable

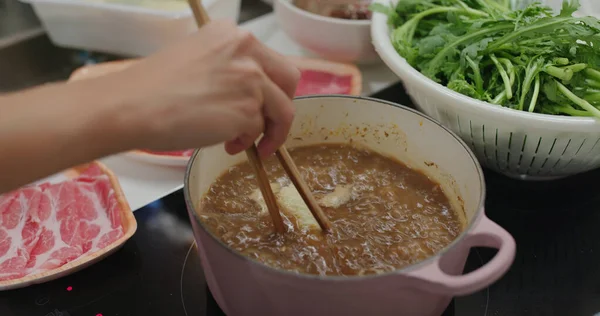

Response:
(371, 0), (600, 118)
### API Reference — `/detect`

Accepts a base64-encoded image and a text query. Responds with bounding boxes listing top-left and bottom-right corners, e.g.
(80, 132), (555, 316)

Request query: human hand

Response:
(104, 20), (300, 158)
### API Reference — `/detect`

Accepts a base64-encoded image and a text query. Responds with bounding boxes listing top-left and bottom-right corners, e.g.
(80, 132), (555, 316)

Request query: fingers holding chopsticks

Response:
(250, 37), (300, 158)
(244, 33), (301, 99)
(225, 30), (300, 157)
(103, 20), (299, 156)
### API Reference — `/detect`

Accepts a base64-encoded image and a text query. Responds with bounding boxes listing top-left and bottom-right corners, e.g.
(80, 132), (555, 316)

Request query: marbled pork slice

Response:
(0, 164), (124, 281)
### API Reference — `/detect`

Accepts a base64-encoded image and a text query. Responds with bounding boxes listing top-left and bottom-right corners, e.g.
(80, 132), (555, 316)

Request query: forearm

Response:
(0, 78), (138, 194)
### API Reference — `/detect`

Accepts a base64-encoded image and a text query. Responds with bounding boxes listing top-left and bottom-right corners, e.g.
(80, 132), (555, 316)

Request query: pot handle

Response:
(406, 214), (516, 296)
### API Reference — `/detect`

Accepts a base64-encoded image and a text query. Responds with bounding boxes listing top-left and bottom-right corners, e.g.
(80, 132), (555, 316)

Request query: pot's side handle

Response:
(406, 214), (516, 296)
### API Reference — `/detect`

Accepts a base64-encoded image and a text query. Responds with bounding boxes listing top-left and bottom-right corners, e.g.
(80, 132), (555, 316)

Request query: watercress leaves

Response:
(371, 0), (600, 118)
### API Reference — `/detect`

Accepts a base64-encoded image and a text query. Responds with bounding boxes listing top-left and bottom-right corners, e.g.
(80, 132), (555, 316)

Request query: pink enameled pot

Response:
(184, 95), (516, 316)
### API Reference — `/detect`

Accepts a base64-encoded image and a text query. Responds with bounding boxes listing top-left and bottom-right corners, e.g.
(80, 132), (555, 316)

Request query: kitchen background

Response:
(2, 0), (600, 315)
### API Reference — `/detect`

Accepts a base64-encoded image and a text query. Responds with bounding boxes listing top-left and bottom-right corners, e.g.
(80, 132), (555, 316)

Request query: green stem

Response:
(544, 65), (573, 81)
(513, 4), (533, 31)
(519, 58), (543, 111)
(553, 57), (569, 65)
(584, 92), (600, 102)
(452, 0), (471, 11)
(528, 76), (540, 112)
(487, 17), (576, 51)
(518, 32), (585, 45)
(551, 105), (596, 117)
(586, 79), (600, 89)
(518, 36), (554, 45)
(491, 54), (513, 100)
(499, 58), (515, 85)
(397, 7), (488, 43)
(425, 23), (513, 77)
(562, 63), (587, 73)
(556, 80), (600, 118)
(492, 90), (506, 104)
(585, 68), (600, 82)
(465, 55), (483, 94)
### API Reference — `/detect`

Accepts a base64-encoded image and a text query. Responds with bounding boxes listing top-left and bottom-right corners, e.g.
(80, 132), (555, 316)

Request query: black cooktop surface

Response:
(2, 82), (600, 316)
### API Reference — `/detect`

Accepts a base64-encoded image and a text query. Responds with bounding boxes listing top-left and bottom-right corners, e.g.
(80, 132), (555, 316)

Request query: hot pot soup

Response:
(198, 143), (465, 276)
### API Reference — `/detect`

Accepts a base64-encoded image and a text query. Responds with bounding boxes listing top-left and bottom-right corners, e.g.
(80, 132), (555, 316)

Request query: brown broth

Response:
(198, 144), (463, 276)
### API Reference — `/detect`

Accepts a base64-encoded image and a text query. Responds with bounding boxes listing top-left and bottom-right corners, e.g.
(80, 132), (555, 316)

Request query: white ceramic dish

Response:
(124, 151), (190, 167)
(273, 0), (378, 64)
(371, 0), (600, 180)
(185, 95), (516, 315)
(19, 0), (241, 56)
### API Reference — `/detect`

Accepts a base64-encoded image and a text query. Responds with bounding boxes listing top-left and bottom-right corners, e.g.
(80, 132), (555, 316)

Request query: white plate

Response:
(124, 151), (191, 167)
(35, 13), (399, 212)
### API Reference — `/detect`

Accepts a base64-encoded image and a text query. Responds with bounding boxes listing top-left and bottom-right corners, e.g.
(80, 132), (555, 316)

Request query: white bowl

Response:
(273, 0), (379, 64)
(371, 0), (600, 180)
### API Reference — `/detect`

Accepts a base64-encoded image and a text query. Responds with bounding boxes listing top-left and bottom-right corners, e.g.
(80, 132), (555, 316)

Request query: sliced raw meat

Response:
(29, 227), (54, 256)
(289, 56), (362, 96)
(296, 70), (354, 96)
(39, 247), (83, 271)
(0, 230), (11, 258)
(0, 162), (127, 282)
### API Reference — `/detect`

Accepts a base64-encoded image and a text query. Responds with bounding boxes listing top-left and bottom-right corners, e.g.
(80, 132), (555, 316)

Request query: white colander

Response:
(371, 0), (600, 180)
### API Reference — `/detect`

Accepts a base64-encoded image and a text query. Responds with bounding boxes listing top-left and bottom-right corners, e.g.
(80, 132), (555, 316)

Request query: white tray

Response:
(21, 0), (241, 57)
(41, 13), (399, 212)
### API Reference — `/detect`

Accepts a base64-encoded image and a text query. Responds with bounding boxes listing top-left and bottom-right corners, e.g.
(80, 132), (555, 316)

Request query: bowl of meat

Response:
(184, 95), (516, 316)
(274, 0), (379, 64)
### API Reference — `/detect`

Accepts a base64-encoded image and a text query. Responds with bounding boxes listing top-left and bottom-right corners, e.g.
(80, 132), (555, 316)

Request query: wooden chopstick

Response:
(246, 145), (287, 234)
(187, 0), (211, 25)
(276, 147), (332, 232)
(186, 0), (331, 234)
(186, 0), (286, 234)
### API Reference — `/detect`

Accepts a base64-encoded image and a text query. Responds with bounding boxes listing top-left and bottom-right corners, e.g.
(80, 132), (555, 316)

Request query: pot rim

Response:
(183, 94), (487, 282)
